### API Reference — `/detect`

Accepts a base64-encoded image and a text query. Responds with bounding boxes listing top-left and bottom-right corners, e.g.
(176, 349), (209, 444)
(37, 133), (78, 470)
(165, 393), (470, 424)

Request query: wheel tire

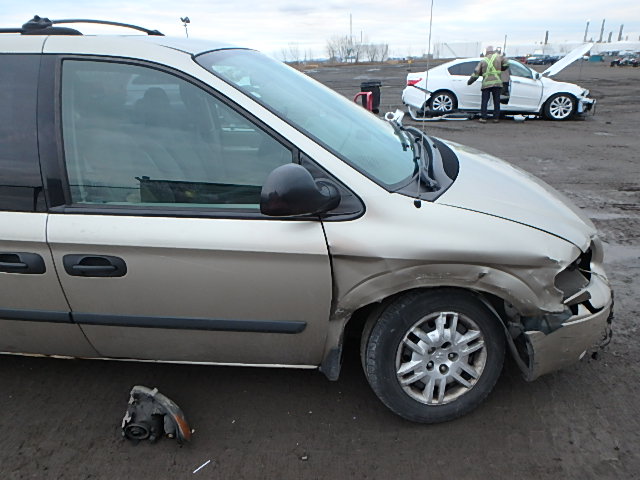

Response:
(361, 289), (505, 423)
(544, 93), (576, 121)
(428, 91), (457, 114)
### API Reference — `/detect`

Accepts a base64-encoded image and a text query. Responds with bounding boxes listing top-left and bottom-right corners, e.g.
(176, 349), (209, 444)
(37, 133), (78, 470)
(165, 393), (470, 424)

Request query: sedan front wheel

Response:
(544, 93), (576, 120)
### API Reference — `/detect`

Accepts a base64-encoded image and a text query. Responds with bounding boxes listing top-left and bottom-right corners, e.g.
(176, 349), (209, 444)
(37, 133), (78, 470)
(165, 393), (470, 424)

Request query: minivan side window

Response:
(0, 55), (45, 212)
(61, 60), (292, 209)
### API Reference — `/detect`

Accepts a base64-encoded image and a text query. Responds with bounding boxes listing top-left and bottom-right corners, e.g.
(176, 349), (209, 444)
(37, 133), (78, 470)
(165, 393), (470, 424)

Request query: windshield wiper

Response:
(390, 121), (411, 151)
(405, 128), (439, 191)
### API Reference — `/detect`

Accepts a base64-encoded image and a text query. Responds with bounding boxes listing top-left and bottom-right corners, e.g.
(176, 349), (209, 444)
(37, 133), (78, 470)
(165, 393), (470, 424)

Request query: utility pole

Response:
(349, 13), (353, 43)
(180, 17), (190, 38)
(598, 19), (605, 43)
(503, 34), (507, 55)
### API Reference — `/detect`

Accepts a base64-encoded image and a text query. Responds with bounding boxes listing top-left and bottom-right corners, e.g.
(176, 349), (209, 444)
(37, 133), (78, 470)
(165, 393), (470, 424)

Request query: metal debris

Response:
(193, 460), (211, 474)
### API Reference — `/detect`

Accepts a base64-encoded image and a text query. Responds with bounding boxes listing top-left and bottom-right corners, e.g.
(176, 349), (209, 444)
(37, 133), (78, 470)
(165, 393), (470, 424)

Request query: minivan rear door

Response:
(0, 53), (96, 357)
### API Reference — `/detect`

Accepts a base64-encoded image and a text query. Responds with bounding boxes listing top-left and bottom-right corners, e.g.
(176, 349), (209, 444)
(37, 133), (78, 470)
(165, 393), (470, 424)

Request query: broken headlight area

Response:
(555, 246), (592, 313)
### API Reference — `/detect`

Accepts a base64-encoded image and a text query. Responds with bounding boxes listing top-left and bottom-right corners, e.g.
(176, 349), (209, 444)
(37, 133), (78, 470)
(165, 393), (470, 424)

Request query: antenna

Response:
(420, 0), (435, 129)
(180, 17), (190, 38)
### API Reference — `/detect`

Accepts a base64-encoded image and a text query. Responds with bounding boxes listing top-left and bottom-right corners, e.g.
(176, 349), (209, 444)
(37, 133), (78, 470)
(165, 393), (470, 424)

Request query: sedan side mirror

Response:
(260, 164), (341, 217)
(535, 72), (541, 80)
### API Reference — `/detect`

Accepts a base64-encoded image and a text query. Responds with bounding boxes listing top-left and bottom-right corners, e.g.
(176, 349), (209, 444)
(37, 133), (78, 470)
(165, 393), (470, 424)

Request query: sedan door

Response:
(46, 58), (333, 366)
(506, 61), (544, 112)
(445, 61), (482, 109)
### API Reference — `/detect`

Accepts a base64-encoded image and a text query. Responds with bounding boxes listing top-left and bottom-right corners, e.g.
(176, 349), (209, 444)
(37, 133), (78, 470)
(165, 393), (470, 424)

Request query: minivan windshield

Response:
(196, 49), (415, 188)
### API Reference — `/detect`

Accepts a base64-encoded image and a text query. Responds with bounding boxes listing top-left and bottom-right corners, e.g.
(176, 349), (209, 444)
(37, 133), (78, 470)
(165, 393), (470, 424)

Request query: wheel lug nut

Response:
(439, 365), (449, 374)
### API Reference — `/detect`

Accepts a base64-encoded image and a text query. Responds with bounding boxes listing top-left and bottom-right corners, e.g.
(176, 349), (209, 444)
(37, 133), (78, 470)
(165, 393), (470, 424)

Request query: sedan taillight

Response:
(407, 78), (422, 86)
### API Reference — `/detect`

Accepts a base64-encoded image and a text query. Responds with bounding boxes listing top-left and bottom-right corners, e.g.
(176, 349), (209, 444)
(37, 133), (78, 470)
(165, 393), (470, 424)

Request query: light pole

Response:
(180, 17), (190, 38)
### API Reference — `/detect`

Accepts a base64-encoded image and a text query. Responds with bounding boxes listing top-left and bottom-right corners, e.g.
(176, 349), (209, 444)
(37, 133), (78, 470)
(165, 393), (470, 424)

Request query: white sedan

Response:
(402, 47), (595, 121)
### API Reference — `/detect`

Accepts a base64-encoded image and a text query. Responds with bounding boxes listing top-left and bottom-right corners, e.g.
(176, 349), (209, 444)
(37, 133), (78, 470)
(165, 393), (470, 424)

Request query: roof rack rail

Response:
(0, 16), (164, 36)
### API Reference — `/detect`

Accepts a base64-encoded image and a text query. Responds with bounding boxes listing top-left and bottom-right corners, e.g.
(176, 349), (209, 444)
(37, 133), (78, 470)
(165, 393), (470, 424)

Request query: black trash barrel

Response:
(360, 80), (382, 113)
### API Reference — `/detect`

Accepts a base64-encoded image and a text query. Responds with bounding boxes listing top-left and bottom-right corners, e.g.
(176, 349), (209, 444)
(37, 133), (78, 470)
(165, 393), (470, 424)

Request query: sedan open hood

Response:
(542, 43), (593, 77)
(435, 140), (596, 251)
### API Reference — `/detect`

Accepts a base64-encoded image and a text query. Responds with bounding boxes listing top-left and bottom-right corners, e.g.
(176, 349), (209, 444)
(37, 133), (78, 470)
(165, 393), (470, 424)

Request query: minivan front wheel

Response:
(361, 289), (505, 423)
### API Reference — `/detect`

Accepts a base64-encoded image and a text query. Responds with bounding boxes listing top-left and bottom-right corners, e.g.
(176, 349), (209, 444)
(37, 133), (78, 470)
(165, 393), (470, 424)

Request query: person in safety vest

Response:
(467, 46), (509, 123)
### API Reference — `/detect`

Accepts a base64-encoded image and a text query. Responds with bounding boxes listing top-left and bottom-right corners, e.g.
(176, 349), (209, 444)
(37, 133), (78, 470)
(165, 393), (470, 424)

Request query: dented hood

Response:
(435, 140), (596, 251)
(542, 43), (593, 77)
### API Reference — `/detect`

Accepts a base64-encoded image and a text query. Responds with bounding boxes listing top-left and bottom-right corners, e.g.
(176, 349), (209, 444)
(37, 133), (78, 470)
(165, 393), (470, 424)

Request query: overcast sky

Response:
(3, 1), (638, 58)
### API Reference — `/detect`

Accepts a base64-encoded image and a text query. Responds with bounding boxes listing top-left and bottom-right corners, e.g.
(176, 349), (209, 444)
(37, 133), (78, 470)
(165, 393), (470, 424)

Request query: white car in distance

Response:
(403, 46), (596, 121)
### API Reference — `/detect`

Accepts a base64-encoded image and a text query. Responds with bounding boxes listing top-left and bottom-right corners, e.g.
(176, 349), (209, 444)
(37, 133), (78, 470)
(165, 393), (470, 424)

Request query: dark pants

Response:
(481, 86), (502, 119)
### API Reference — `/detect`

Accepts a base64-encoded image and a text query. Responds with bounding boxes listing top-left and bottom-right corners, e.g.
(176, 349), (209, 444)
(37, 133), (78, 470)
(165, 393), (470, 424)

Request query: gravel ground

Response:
(0, 60), (638, 480)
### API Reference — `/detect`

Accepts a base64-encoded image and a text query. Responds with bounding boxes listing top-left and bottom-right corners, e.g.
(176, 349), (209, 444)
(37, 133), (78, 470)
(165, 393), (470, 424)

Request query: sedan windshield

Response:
(196, 49), (415, 188)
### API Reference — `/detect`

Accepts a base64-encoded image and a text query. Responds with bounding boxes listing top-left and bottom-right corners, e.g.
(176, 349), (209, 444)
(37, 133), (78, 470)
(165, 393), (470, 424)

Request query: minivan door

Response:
(46, 59), (332, 366)
(0, 54), (96, 357)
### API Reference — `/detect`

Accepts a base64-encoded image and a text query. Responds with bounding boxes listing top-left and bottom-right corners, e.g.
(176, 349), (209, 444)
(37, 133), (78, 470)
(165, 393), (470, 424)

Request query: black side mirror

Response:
(260, 164), (341, 217)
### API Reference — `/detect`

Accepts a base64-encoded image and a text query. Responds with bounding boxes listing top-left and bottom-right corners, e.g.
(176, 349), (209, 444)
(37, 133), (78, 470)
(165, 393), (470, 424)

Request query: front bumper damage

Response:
(577, 96), (596, 115)
(507, 244), (613, 381)
(519, 297), (613, 381)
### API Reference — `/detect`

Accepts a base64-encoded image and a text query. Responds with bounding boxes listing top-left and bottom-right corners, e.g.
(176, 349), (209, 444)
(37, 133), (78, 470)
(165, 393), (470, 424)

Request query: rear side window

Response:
(60, 60), (292, 211)
(0, 55), (44, 212)
(447, 61), (477, 76)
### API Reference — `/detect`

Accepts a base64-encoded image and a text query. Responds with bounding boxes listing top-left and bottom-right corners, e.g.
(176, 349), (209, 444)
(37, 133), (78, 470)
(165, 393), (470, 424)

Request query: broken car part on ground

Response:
(121, 386), (192, 444)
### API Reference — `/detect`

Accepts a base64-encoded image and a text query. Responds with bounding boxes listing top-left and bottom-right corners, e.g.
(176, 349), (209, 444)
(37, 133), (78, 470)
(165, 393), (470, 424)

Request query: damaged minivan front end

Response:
(506, 236), (613, 381)
(429, 140), (614, 381)
(320, 131), (612, 418)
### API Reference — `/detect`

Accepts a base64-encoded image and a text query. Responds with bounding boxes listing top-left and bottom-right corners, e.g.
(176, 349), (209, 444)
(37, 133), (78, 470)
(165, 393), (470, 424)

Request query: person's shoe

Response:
(478, 118), (487, 123)
(492, 119), (500, 123)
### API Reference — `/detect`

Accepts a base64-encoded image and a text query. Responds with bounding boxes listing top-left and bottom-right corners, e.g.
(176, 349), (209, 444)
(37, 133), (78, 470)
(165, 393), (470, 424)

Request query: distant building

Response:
(431, 40), (639, 59)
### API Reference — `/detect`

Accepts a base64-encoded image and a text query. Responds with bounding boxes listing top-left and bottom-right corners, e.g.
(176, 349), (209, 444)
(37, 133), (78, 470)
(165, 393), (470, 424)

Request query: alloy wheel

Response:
(395, 311), (487, 405)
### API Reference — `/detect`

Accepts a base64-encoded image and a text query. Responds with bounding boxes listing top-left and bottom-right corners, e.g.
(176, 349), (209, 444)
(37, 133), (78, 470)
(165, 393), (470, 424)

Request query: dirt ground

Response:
(1, 61), (638, 479)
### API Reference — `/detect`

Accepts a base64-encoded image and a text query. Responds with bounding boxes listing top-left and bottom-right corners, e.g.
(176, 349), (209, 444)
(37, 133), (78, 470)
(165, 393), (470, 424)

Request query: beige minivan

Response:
(0, 18), (613, 423)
